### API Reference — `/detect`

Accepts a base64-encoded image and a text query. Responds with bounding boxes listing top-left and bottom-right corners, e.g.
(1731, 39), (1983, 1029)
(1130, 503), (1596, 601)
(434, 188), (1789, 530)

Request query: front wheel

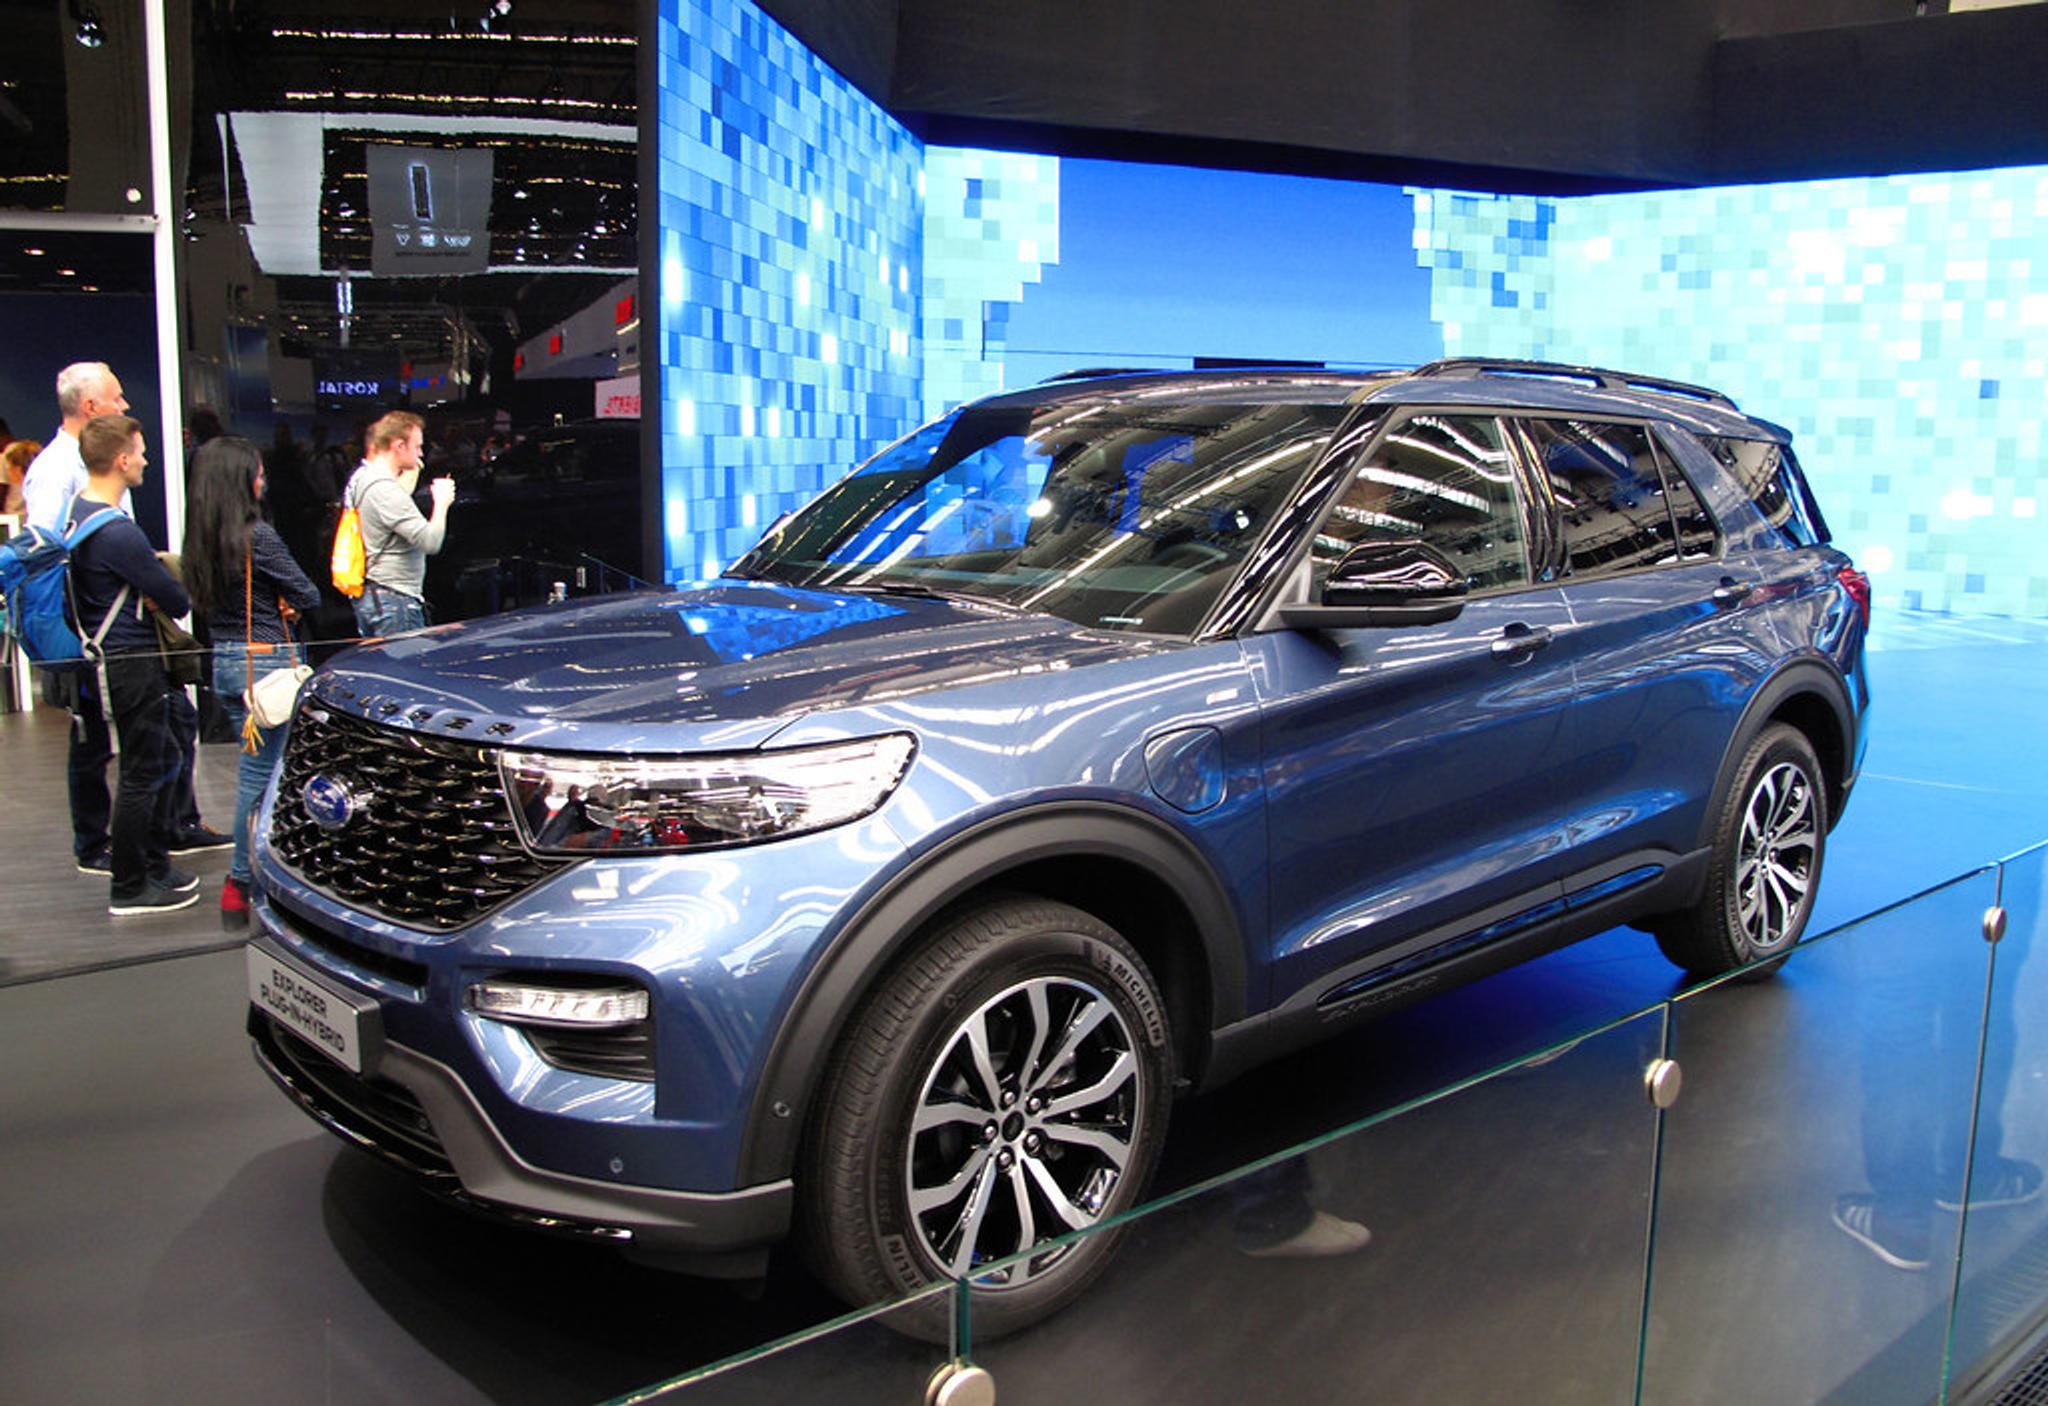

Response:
(1654, 722), (1827, 980)
(801, 896), (1172, 1341)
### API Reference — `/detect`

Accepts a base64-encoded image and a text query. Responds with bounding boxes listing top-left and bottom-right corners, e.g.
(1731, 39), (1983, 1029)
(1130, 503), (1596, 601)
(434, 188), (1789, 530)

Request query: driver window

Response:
(1312, 414), (1529, 594)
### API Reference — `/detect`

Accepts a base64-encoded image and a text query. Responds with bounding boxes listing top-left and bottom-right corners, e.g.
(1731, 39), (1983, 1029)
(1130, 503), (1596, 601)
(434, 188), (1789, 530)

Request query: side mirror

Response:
(1277, 540), (1470, 630)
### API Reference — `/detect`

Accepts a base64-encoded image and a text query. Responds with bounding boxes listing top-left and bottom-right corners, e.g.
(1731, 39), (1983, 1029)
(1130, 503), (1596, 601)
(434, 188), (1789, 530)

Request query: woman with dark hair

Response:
(182, 435), (321, 928)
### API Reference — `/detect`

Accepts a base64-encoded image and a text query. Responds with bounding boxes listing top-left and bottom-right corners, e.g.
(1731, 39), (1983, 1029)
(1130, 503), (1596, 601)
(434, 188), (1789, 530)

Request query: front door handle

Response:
(1711, 576), (1756, 607)
(1491, 622), (1553, 660)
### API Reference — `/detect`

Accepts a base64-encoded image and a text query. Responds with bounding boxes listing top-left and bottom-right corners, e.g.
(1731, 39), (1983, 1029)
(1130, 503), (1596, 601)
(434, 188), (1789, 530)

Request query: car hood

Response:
(307, 581), (1184, 752)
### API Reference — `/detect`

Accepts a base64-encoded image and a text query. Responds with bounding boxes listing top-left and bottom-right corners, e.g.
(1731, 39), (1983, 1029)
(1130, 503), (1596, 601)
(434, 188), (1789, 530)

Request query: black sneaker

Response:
(75, 851), (113, 876)
(149, 867), (200, 894)
(1832, 1193), (1931, 1270)
(109, 883), (203, 917)
(1938, 1157), (2045, 1213)
(168, 825), (233, 856)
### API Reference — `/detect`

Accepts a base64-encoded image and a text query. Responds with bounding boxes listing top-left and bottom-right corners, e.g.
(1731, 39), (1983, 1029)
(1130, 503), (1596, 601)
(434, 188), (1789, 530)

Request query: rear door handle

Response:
(1712, 576), (1756, 607)
(1491, 622), (1553, 660)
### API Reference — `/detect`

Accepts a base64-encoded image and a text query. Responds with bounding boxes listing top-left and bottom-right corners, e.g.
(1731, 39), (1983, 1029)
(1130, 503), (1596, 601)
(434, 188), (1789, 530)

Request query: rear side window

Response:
(1522, 418), (1707, 577)
(1700, 437), (1830, 547)
(1313, 414), (1529, 594)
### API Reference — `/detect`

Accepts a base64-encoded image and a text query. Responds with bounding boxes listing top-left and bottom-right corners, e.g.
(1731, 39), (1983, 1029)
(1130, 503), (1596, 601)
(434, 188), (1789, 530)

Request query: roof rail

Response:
(1037, 367), (1162, 384)
(1410, 357), (1738, 411)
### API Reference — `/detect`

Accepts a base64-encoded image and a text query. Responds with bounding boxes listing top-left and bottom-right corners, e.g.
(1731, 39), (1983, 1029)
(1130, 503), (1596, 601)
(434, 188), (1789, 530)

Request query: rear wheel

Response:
(801, 896), (1172, 1341)
(1654, 723), (1826, 980)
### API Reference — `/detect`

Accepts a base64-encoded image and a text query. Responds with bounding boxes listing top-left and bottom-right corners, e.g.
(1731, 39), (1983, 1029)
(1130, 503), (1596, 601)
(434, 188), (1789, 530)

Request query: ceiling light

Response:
(58, 267), (77, 276)
(70, 1), (104, 48)
(24, 247), (44, 256)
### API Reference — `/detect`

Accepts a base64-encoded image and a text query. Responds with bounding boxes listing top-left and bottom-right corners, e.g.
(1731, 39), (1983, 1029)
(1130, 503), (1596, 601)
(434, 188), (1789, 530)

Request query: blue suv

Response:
(245, 360), (1869, 1335)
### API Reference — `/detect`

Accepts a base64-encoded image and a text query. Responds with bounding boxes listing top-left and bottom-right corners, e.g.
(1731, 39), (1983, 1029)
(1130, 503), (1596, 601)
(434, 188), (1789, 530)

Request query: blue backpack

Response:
(0, 513), (128, 668)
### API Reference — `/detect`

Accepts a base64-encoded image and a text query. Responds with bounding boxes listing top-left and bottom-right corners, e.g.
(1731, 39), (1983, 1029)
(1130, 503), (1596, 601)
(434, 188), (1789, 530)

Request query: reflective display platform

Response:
(4, 617), (2046, 1403)
(621, 848), (2048, 1405)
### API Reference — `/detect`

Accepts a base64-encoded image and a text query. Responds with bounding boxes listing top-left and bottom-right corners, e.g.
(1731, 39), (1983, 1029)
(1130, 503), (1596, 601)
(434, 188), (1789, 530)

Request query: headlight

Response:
(500, 734), (916, 855)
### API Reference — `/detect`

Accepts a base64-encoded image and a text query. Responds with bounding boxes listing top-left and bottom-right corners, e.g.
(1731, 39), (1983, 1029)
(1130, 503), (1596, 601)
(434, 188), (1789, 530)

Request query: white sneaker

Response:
(1244, 1211), (1373, 1259)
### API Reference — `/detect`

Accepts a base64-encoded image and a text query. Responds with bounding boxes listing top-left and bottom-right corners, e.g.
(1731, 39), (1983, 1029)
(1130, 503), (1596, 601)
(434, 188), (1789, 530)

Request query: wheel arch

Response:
(1698, 657), (1856, 850)
(735, 803), (1246, 1186)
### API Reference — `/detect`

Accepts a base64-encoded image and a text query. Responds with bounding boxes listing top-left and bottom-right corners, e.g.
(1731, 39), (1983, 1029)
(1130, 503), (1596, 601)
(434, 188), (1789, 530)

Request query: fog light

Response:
(469, 980), (649, 1028)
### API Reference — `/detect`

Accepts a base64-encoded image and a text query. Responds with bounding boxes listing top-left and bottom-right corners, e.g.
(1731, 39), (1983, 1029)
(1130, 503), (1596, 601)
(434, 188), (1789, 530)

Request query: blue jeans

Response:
(213, 643), (305, 884)
(353, 582), (427, 637)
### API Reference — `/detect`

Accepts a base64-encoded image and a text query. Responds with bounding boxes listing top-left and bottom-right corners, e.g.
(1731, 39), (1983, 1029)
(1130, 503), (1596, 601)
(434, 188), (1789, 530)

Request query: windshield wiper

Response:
(834, 580), (1023, 612)
(724, 568), (1024, 613)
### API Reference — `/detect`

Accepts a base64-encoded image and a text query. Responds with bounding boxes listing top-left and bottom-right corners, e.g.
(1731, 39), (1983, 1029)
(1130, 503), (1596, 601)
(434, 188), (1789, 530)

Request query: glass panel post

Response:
(1642, 869), (1999, 1405)
(971, 1013), (1666, 1404)
(1946, 843), (2048, 1401)
(600, 1283), (957, 1404)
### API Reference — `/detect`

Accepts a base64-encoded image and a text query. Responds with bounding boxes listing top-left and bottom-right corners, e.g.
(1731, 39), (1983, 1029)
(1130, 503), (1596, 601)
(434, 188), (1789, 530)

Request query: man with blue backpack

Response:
(12, 362), (226, 877)
(64, 415), (198, 914)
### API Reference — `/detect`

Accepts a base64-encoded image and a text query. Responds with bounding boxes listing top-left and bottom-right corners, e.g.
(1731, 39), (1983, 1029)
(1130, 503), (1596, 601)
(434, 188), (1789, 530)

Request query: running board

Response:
(1198, 849), (1708, 1091)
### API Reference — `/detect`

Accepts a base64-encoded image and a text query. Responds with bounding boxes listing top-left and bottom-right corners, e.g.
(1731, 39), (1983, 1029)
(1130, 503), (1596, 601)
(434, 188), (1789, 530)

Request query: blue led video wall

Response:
(652, 0), (922, 580)
(655, 0), (2048, 617)
(1413, 177), (2048, 618)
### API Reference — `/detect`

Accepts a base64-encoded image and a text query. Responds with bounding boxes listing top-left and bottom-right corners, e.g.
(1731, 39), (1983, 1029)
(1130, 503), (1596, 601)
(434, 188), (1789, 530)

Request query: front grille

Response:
(252, 1012), (455, 1180)
(271, 702), (565, 930)
(267, 888), (431, 989)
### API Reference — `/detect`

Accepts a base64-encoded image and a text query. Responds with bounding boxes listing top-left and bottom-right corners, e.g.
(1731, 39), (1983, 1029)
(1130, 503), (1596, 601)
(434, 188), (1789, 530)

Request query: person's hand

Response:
(430, 476), (456, 510)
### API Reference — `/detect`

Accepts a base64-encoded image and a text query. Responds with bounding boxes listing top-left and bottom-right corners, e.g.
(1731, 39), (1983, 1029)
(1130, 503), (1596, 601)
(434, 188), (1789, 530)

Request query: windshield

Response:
(730, 396), (1350, 634)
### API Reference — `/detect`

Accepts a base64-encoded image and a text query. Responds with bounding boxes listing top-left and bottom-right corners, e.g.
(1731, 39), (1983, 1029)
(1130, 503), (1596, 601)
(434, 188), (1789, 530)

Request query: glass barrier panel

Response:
(602, 1281), (958, 1405)
(1948, 842), (2048, 1400)
(968, 1010), (1666, 1405)
(1641, 868), (1999, 1405)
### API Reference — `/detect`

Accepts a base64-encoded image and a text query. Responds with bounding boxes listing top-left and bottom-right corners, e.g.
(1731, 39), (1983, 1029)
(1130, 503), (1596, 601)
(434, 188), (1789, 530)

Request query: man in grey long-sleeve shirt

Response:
(343, 410), (454, 636)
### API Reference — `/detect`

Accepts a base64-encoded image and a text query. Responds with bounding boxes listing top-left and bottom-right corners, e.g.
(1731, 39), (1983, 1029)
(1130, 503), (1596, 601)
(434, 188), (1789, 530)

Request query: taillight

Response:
(1837, 566), (1871, 629)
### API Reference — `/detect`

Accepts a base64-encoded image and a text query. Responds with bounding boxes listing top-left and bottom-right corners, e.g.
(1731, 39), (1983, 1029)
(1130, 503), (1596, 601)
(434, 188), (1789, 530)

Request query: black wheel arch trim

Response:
(735, 801), (1247, 1186)
(1698, 656), (1857, 851)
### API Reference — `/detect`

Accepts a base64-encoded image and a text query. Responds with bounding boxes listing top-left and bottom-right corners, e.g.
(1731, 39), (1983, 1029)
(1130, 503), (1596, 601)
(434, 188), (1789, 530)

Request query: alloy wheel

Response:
(1734, 760), (1817, 953)
(903, 975), (1145, 1285)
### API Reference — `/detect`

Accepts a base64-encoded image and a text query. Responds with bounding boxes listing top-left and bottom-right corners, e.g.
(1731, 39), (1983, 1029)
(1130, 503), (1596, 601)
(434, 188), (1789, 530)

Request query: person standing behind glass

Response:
(181, 436), (321, 930)
(2, 438), (40, 518)
(24, 363), (135, 875)
(67, 416), (193, 914)
(341, 411), (453, 636)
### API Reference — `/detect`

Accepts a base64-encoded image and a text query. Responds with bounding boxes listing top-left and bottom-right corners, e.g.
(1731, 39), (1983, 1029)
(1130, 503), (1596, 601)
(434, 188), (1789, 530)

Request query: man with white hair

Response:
(22, 361), (227, 875)
(21, 362), (132, 531)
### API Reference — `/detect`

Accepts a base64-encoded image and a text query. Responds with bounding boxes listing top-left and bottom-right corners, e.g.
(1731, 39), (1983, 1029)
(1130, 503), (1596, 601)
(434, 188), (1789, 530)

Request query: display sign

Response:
(315, 373), (398, 406)
(247, 944), (372, 1073)
(366, 144), (493, 275)
(595, 375), (641, 419)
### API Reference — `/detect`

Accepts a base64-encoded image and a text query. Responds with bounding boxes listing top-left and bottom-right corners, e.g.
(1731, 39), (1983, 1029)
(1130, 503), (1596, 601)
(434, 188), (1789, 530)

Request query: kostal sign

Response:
(366, 145), (493, 275)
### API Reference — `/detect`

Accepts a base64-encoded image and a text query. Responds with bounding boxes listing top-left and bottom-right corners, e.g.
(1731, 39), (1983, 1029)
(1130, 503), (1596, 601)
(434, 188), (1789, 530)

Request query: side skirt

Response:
(1198, 846), (1711, 1091)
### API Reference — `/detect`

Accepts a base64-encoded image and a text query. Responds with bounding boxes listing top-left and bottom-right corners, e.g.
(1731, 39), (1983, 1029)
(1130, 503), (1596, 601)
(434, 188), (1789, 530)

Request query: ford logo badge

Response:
(303, 775), (357, 830)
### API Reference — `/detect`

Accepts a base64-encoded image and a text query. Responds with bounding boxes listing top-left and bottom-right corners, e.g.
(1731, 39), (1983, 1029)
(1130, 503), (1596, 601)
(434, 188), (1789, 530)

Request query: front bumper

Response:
(248, 936), (792, 1256)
